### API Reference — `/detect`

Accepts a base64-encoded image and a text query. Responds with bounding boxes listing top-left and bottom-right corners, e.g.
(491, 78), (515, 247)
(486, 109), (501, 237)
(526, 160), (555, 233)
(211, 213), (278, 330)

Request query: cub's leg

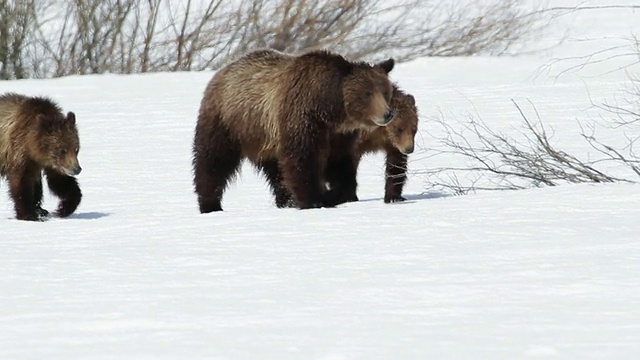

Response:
(384, 148), (408, 203)
(7, 165), (41, 221)
(45, 169), (82, 217)
(33, 176), (50, 217)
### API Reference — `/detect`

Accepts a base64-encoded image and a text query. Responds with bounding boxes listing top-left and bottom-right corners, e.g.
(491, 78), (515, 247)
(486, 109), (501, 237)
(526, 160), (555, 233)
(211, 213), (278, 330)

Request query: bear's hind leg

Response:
(193, 121), (242, 213)
(45, 169), (82, 217)
(7, 166), (41, 221)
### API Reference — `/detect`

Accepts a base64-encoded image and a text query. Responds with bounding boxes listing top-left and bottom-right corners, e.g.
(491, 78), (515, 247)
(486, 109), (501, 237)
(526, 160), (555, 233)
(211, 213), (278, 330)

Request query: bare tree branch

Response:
(1, 0), (545, 79)
(421, 97), (637, 195)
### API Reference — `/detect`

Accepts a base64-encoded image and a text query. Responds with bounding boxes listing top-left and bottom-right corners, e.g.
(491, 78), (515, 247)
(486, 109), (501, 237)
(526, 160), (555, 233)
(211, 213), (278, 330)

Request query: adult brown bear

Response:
(0, 93), (82, 221)
(192, 48), (396, 212)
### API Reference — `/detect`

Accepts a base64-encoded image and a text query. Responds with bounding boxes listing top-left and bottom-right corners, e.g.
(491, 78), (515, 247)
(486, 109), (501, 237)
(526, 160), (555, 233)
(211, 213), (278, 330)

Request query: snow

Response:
(2, 1), (640, 359)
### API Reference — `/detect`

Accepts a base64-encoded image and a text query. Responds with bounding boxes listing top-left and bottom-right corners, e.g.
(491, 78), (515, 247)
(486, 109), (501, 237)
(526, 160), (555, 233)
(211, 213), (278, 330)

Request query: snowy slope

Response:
(2, 1), (640, 359)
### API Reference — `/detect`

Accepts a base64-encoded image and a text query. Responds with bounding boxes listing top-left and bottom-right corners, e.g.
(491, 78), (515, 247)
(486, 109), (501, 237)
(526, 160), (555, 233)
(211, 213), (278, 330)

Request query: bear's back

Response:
(0, 93), (66, 174)
(0, 93), (26, 128)
(209, 49), (293, 123)
(212, 48), (349, 120)
(0, 94), (27, 171)
(204, 49), (349, 156)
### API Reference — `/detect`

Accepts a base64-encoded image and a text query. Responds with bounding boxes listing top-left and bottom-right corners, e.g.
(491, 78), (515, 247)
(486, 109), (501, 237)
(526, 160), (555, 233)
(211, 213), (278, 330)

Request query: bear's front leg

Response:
(279, 125), (327, 209)
(45, 169), (82, 217)
(324, 154), (360, 206)
(280, 156), (325, 209)
(7, 167), (41, 221)
(384, 148), (408, 204)
(32, 178), (50, 218)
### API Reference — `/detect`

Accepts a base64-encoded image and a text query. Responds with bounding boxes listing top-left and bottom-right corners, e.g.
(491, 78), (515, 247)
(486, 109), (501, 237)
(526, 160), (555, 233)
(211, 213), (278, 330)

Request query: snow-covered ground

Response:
(2, 1), (640, 359)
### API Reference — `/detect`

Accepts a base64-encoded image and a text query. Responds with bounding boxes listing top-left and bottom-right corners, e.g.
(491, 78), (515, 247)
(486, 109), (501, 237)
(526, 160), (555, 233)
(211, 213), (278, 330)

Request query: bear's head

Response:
(384, 90), (418, 155)
(343, 58), (396, 130)
(36, 111), (82, 176)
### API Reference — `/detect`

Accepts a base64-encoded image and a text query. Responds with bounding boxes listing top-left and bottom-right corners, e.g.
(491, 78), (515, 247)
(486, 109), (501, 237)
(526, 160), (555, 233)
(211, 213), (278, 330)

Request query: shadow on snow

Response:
(68, 211), (111, 220)
(357, 191), (451, 205)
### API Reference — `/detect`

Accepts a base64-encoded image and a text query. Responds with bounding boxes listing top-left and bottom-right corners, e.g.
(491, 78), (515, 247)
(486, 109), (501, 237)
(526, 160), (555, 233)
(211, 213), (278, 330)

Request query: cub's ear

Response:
(377, 58), (395, 74)
(407, 94), (416, 106)
(66, 111), (76, 125)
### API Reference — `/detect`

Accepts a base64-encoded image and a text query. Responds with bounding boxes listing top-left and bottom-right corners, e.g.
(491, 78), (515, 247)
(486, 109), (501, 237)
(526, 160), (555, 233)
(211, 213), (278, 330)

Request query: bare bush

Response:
(344, 0), (543, 62)
(0, 0), (544, 79)
(228, 0), (543, 62)
(0, 0), (38, 80)
(421, 98), (640, 196)
(418, 25), (640, 196)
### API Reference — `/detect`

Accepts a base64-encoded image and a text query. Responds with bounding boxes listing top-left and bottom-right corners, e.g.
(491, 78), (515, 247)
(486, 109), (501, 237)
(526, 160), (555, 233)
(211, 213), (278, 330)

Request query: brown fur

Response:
(325, 85), (418, 204)
(265, 84), (418, 207)
(0, 93), (82, 221)
(192, 48), (395, 212)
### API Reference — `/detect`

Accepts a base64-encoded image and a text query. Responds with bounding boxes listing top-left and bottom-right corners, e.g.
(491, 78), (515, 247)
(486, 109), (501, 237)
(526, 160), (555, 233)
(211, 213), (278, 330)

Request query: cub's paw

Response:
(38, 207), (50, 218)
(18, 213), (48, 222)
(384, 195), (406, 204)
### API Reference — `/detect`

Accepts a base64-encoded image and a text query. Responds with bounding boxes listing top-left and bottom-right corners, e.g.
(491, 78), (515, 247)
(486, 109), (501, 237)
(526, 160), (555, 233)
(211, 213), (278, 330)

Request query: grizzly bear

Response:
(0, 93), (82, 221)
(263, 84), (418, 208)
(192, 48), (396, 212)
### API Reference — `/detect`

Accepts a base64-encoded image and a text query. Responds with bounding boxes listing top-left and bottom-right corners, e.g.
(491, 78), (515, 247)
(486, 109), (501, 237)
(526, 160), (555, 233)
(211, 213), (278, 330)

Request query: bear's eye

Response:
(364, 90), (373, 98)
(59, 149), (67, 156)
(396, 127), (404, 134)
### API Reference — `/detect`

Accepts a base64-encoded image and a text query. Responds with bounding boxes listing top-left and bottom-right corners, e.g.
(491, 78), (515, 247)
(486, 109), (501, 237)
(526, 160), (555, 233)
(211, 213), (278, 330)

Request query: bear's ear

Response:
(66, 111), (76, 125)
(377, 58), (395, 74)
(407, 94), (415, 106)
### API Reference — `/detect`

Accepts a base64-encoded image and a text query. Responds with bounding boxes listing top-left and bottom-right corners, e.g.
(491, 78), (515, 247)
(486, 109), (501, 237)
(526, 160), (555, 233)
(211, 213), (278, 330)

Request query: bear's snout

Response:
(402, 144), (414, 155)
(66, 163), (82, 176)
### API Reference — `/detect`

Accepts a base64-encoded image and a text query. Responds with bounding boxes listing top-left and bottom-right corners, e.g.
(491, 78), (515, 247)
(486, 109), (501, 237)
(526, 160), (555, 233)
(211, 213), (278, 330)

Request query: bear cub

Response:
(0, 93), (82, 221)
(268, 84), (419, 208)
(324, 84), (419, 205)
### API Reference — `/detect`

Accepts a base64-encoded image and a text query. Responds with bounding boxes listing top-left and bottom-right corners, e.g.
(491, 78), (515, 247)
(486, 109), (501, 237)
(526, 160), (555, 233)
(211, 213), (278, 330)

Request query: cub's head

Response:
(37, 111), (82, 176)
(384, 89), (418, 155)
(343, 58), (396, 130)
